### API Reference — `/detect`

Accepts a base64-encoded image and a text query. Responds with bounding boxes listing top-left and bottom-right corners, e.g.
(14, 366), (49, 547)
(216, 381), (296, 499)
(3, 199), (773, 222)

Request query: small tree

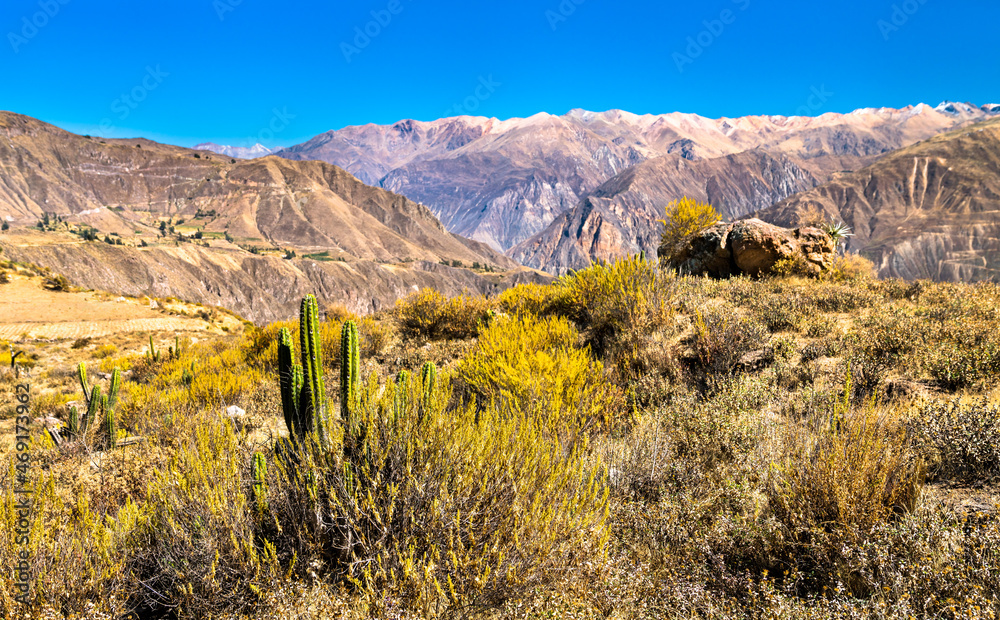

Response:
(1, 220), (9, 231)
(658, 197), (721, 262)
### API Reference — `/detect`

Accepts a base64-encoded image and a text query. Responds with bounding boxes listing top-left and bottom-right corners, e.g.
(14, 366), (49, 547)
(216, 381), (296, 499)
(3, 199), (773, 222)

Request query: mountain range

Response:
(267, 102), (998, 262)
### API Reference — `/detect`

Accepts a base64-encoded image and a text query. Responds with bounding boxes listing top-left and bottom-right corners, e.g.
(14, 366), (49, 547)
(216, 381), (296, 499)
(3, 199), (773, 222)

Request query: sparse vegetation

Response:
(2, 256), (1000, 619)
(657, 196), (721, 262)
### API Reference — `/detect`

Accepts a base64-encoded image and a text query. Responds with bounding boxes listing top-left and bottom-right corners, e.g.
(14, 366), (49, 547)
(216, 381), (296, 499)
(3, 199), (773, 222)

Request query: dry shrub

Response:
(459, 314), (625, 436)
(358, 316), (391, 358)
(268, 374), (610, 616)
(131, 420), (281, 618)
(324, 302), (357, 323)
(690, 306), (770, 377)
(911, 399), (1000, 483)
(658, 197), (721, 263)
(823, 252), (877, 282)
(396, 288), (491, 340)
(765, 398), (923, 558)
(93, 343), (118, 359)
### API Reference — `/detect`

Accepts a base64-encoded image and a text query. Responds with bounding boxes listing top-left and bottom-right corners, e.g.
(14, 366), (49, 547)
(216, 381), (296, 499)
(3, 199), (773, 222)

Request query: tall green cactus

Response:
(68, 405), (80, 438)
(278, 327), (301, 437)
(77, 362), (90, 402)
(394, 370), (410, 422)
(420, 362), (437, 416)
(340, 320), (360, 424)
(252, 451), (268, 513)
(104, 394), (116, 449)
(299, 295), (327, 441)
(107, 368), (121, 411)
(85, 384), (102, 434)
(278, 295), (328, 443)
(147, 335), (160, 363)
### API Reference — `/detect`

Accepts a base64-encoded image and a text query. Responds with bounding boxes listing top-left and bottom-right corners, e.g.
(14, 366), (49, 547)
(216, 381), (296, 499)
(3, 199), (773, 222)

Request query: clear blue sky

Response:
(2, 0), (997, 149)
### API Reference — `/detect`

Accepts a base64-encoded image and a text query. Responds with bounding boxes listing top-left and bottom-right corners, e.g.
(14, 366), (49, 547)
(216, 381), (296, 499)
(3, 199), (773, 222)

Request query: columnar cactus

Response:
(68, 405), (80, 438)
(278, 296), (328, 443)
(85, 384), (102, 433)
(104, 395), (116, 449)
(420, 362), (437, 415)
(252, 451), (268, 513)
(147, 335), (160, 363)
(340, 320), (360, 424)
(77, 362), (90, 402)
(394, 370), (410, 421)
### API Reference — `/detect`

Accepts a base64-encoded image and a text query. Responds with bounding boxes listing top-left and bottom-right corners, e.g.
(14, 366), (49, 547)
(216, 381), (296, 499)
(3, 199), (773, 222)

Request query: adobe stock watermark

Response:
(673, 0), (751, 73)
(97, 65), (169, 137)
(546, 0), (586, 31)
(242, 107), (296, 147)
(341, 0), (412, 64)
(443, 76), (501, 117)
(877, 0), (929, 41)
(213, 0), (242, 21)
(7, 0), (71, 54)
(793, 85), (834, 117)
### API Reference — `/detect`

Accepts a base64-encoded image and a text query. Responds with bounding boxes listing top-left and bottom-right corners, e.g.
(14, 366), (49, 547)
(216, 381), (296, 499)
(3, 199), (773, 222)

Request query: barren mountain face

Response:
(510, 150), (818, 273)
(0, 112), (526, 321)
(273, 103), (996, 254)
(756, 116), (1000, 282)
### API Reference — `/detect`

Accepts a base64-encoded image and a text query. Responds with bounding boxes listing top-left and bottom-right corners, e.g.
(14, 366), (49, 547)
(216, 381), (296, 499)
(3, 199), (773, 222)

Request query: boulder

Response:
(661, 218), (835, 278)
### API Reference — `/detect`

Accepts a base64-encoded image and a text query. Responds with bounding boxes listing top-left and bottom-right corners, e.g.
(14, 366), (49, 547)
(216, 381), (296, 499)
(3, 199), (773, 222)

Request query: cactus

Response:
(277, 327), (300, 436)
(104, 394), (115, 449)
(300, 295), (327, 441)
(85, 384), (101, 434)
(420, 362), (437, 416)
(182, 361), (194, 387)
(340, 320), (360, 425)
(252, 451), (268, 513)
(107, 368), (121, 411)
(68, 405), (80, 438)
(77, 362), (90, 402)
(394, 370), (410, 422)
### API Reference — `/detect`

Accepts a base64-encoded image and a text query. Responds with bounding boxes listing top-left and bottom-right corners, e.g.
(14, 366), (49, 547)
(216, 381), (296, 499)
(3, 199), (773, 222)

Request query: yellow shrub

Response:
(460, 314), (624, 435)
(556, 255), (675, 359)
(494, 282), (563, 316)
(396, 288), (491, 340)
(824, 253), (877, 282)
(93, 343), (118, 359)
(658, 196), (721, 262)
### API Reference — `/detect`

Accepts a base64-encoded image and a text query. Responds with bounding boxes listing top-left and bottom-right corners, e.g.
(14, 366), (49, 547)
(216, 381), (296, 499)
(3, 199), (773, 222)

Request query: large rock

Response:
(662, 218), (835, 278)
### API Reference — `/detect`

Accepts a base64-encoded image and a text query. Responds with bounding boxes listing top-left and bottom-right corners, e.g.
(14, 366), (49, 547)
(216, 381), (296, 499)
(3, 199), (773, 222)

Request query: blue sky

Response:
(1, 0), (997, 149)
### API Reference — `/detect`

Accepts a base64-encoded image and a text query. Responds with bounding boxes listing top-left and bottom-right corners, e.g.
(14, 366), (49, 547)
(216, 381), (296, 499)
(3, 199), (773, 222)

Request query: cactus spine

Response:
(340, 320), (360, 425)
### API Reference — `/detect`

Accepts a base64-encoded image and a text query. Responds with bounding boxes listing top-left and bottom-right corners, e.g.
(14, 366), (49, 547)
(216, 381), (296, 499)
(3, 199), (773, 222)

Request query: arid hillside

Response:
(0, 231), (546, 324)
(757, 116), (1000, 281)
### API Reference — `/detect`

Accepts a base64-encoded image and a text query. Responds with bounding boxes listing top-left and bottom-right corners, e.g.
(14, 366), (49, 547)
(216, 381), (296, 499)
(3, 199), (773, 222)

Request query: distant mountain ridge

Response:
(194, 142), (277, 159)
(755, 115), (1000, 282)
(272, 102), (998, 254)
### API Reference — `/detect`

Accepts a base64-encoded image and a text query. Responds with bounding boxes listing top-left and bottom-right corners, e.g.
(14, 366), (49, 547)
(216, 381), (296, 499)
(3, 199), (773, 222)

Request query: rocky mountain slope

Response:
(510, 150), (817, 273)
(0, 112), (531, 322)
(756, 116), (1000, 282)
(274, 103), (997, 253)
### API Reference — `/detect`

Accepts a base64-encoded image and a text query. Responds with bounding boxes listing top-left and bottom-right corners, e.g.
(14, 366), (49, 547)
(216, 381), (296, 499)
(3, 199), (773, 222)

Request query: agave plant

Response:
(821, 221), (854, 248)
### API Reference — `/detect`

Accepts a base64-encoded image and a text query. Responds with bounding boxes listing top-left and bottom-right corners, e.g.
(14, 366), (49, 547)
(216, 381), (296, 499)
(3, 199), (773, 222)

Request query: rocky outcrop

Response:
(663, 219), (835, 278)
